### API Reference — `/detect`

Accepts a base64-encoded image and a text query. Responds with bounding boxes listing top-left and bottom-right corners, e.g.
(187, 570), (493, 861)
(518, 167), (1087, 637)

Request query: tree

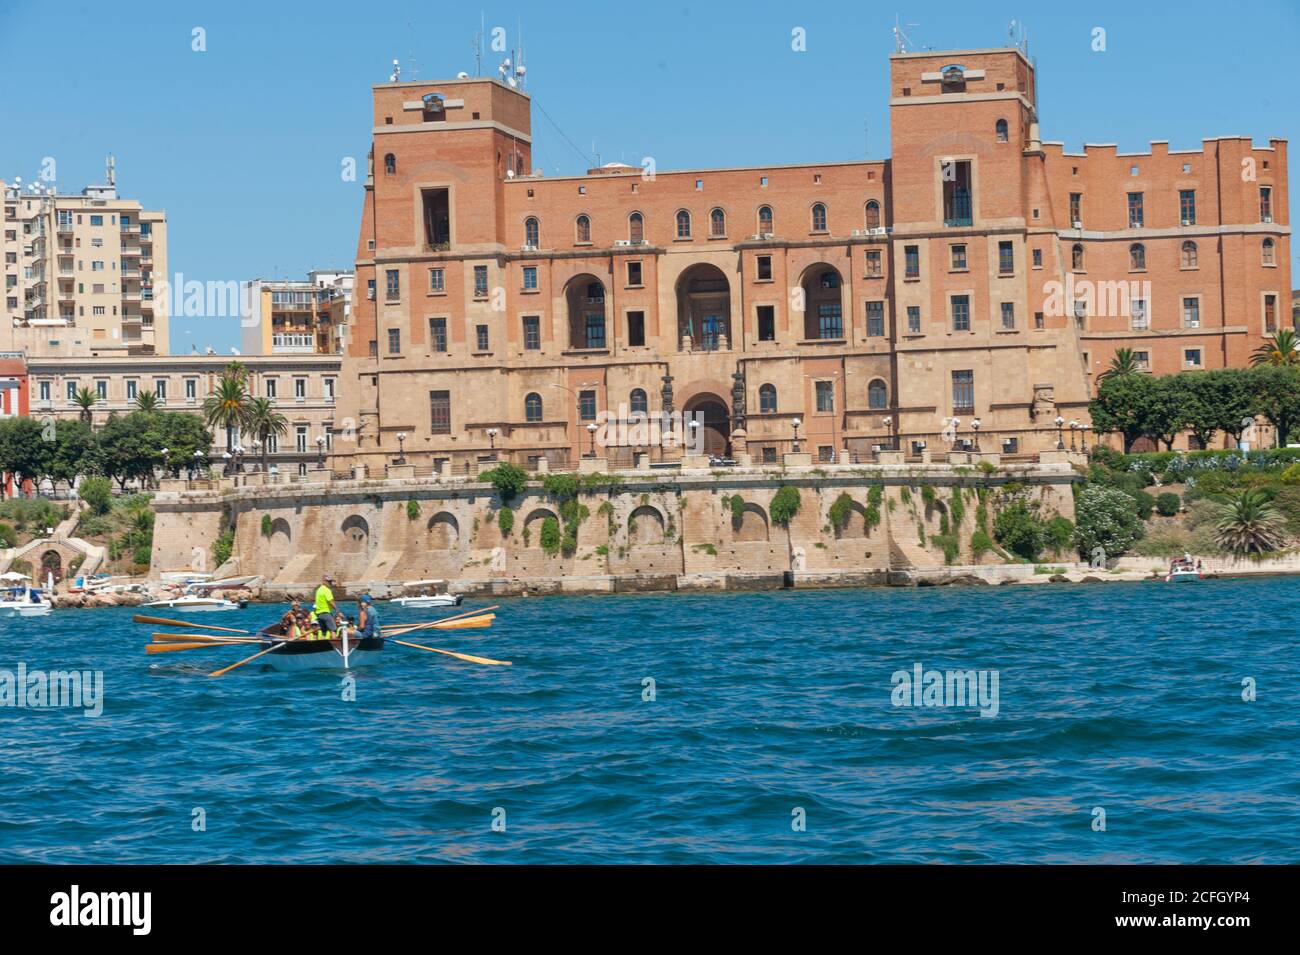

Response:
(1088, 373), (1160, 453)
(1213, 489), (1286, 555)
(1144, 376), (1186, 451)
(134, 390), (160, 413)
(1097, 346), (1143, 384)
(1249, 329), (1300, 367)
(152, 411), (213, 477)
(1074, 485), (1143, 562)
(993, 499), (1045, 560)
(79, 476), (113, 515)
(49, 420), (96, 490)
(95, 413), (160, 490)
(1249, 365), (1300, 447)
(1174, 373), (1221, 450)
(72, 387), (98, 427)
(1204, 368), (1258, 447)
(202, 373), (251, 456)
(0, 417), (55, 490)
(244, 397), (288, 473)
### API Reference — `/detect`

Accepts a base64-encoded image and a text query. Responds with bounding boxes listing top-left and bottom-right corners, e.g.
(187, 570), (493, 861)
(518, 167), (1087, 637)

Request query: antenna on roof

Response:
(390, 58), (400, 82)
(474, 12), (484, 77)
(893, 14), (921, 53)
(106, 154), (116, 187)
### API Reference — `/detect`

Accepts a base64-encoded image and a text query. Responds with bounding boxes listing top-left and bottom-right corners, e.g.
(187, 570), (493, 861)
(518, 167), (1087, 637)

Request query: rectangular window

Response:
(473, 265), (488, 297)
(266, 379), (278, 399)
(950, 244), (967, 270)
(185, 379), (197, 400)
(421, 188), (450, 246)
(476, 325), (490, 351)
(523, 315), (541, 350)
(295, 426), (308, 453)
(1179, 190), (1196, 225)
(907, 306), (921, 334)
(89, 214), (103, 226)
(430, 390), (451, 434)
(818, 304), (843, 340)
(39, 381), (50, 401)
(1264, 294), (1277, 333)
(998, 241), (1013, 274)
(1184, 349), (1202, 368)
(1032, 248), (1042, 268)
(1069, 192), (1082, 225)
(126, 380), (138, 400)
(1127, 192), (1144, 228)
(1183, 297), (1200, 328)
(866, 301), (885, 337)
(1000, 302), (1015, 329)
(385, 269), (400, 301)
(818, 446), (834, 463)
(1131, 299), (1148, 330)
(584, 314), (606, 349)
(1134, 351), (1150, 369)
(951, 294), (971, 332)
(756, 255), (772, 281)
(367, 279), (376, 300)
(95, 380), (107, 400)
(627, 311), (646, 347)
(815, 380), (834, 412)
(325, 379), (335, 401)
(518, 265), (536, 290)
(1260, 186), (1273, 222)
(904, 245), (919, 278)
(757, 305), (775, 341)
(155, 380), (167, 400)
(941, 159), (972, 226)
(865, 249), (881, 277)
(578, 389), (597, 421)
(294, 379), (306, 399)
(952, 370), (974, 414)
(66, 381), (77, 401)
(387, 328), (401, 353)
(429, 317), (447, 352)
(626, 261), (642, 286)
(429, 268), (445, 292)
(1034, 311), (1044, 329)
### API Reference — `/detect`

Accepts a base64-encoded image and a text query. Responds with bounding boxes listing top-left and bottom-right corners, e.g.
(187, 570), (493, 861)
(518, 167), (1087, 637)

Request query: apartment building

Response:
(240, 270), (353, 356)
(26, 354), (341, 475)
(336, 46), (1289, 471)
(2, 161), (169, 357)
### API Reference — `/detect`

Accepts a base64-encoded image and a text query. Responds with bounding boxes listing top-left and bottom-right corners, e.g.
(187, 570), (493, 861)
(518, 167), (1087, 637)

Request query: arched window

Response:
(995, 119), (1008, 143)
(1129, 243), (1146, 270)
(1262, 238), (1275, 265)
(383, 153), (396, 174)
(575, 215), (591, 243)
(1071, 243), (1085, 270)
(864, 200), (881, 230)
(811, 202), (828, 232)
(709, 208), (726, 237)
(629, 388), (648, 414)
(524, 392), (543, 422)
(675, 210), (692, 239)
(1181, 240), (1198, 268)
(759, 384), (777, 414)
(524, 217), (539, 247)
(757, 205), (773, 235)
(629, 212), (644, 243)
(868, 379), (888, 410)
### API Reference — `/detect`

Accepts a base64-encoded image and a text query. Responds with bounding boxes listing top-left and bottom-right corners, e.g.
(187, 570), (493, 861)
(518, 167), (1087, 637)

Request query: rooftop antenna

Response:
(106, 154), (116, 187)
(474, 12), (484, 77)
(407, 27), (418, 80)
(893, 14), (919, 53)
(389, 58), (401, 82)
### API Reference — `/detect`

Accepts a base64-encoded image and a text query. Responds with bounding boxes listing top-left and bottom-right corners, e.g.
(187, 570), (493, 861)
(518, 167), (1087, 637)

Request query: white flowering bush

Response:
(1074, 485), (1143, 560)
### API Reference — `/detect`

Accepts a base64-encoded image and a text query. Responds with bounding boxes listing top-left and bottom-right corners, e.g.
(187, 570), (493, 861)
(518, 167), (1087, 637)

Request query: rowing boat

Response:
(259, 633), (386, 671)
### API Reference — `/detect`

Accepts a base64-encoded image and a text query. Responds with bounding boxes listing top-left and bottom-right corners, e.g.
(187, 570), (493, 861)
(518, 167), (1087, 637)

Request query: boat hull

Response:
(143, 599), (238, 612)
(389, 595), (462, 608)
(0, 604), (52, 618)
(260, 636), (385, 671)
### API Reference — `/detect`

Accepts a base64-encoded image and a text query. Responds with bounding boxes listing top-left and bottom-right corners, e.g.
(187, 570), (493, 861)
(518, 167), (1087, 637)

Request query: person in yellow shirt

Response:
(313, 574), (339, 634)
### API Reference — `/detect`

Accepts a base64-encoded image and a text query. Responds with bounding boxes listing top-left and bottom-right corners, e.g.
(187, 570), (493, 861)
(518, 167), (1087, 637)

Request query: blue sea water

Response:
(0, 578), (1295, 864)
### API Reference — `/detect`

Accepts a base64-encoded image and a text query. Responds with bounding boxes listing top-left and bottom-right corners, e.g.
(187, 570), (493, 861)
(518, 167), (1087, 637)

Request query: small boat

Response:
(1165, 567), (1203, 582)
(0, 573), (53, 617)
(143, 593), (241, 612)
(389, 580), (462, 609)
(256, 625), (384, 671)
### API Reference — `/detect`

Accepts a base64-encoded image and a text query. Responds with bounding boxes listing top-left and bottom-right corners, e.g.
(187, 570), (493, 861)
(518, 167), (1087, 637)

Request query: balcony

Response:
(56, 221), (74, 234)
(272, 333), (317, 353)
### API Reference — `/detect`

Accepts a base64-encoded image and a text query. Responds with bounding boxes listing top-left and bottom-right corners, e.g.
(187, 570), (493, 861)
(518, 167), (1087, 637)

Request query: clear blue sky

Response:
(3, 0), (1296, 354)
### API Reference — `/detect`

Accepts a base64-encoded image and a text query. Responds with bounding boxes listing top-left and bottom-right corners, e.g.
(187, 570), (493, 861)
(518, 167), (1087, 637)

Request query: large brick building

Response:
(338, 46), (1290, 471)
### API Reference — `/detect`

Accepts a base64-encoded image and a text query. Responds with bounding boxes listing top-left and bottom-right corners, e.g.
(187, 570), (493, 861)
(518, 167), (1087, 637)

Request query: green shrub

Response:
(483, 462), (528, 503)
(1074, 485), (1143, 561)
(921, 484), (937, 506)
(498, 506), (514, 536)
(867, 485), (883, 506)
(213, 529), (235, 567)
(541, 473), (581, 501)
(770, 486), (801, 525)
(261, 514), (274, 536)
(828, 492), (855, 531)
(993, 500), (1045, 561)
(0, 522), (15, 548)
(406, 499), (421, 520)
(132, 543), (153, 568)
(1155, 492), (1182, 517)
(1128, 489), (1155, 520)
(930, 533), (959, 565)
(899, 487), (912, 504)
(539, 516), (561, 555)
(1281, 463), (1300, 485)
(79, 476), (113, 516)
(1044, 515), (1075, 556)
(949, 488), (965, 528)
(971, 529), (994, 559)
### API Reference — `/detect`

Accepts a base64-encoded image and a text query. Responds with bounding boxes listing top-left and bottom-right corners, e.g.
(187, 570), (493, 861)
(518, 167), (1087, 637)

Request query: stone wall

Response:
(151, 458), (1080, 595)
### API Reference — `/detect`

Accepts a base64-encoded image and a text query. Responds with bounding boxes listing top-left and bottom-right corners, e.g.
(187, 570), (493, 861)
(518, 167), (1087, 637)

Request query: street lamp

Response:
(318, 434), (330, 467)
(221, 451), (232, 477)
(487, 427), (499, 459)
(586, 421), (598, 458)
(191, 449), (204, 480)
(1054, 415), (1065, 451)
(1068, 420), (1079, 452)
(791, 417), (802, 453)
(951, 417), (961, 449)
(971, 418), (981, 452)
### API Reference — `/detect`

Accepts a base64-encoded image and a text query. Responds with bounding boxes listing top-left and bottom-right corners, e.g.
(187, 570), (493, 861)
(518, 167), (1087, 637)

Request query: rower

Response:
(278, 601), (304, 638)
(314, 574), (339, 634)
(357, 594), (379, 639)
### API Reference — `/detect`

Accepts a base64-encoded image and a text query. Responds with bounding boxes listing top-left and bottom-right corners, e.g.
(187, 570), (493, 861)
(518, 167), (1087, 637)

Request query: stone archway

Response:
(428, 512), (460, 550)
(683, 393), (730, 457)
(676, 263), (731, 351)
(340, 515), (370, 553)
(628, 505), (666, 546)
(39, 549), (62, 583)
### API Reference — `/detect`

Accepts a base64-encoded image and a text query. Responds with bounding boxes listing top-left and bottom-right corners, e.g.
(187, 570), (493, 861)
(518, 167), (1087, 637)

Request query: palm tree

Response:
(1250, 329), (1300, 367)
(134, 389), (160, 413)
(244, 397), (288, 473)
(202, 373), (251, 464)
(1097, 347), (1143, 383)
(1213, 489), (1287, 555)
(72, 387), (98, 427)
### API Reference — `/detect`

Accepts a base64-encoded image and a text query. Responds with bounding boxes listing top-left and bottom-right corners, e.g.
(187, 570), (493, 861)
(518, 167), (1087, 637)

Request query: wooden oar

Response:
(380, 604), (500, 631)
(390, 639), (512, 666)
(134, 614), (252, 635)
(152, 631), (260, 644)
(208, 642), (285, 677)
(383, 614), (494, 638)
(146, 641), (248, 653)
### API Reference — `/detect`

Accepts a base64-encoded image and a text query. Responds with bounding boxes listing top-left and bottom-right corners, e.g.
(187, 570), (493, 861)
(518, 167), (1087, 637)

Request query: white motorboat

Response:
(388, 580), (462, 609)
(0, 572), (53, 618)
(142, 593), (240, 612)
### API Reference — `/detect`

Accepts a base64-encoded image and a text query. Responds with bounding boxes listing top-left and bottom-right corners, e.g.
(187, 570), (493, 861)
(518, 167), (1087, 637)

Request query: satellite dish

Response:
(506, 76), (517, 88)
(457, 71), (469, 79)
(506, 169), (515, 178)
